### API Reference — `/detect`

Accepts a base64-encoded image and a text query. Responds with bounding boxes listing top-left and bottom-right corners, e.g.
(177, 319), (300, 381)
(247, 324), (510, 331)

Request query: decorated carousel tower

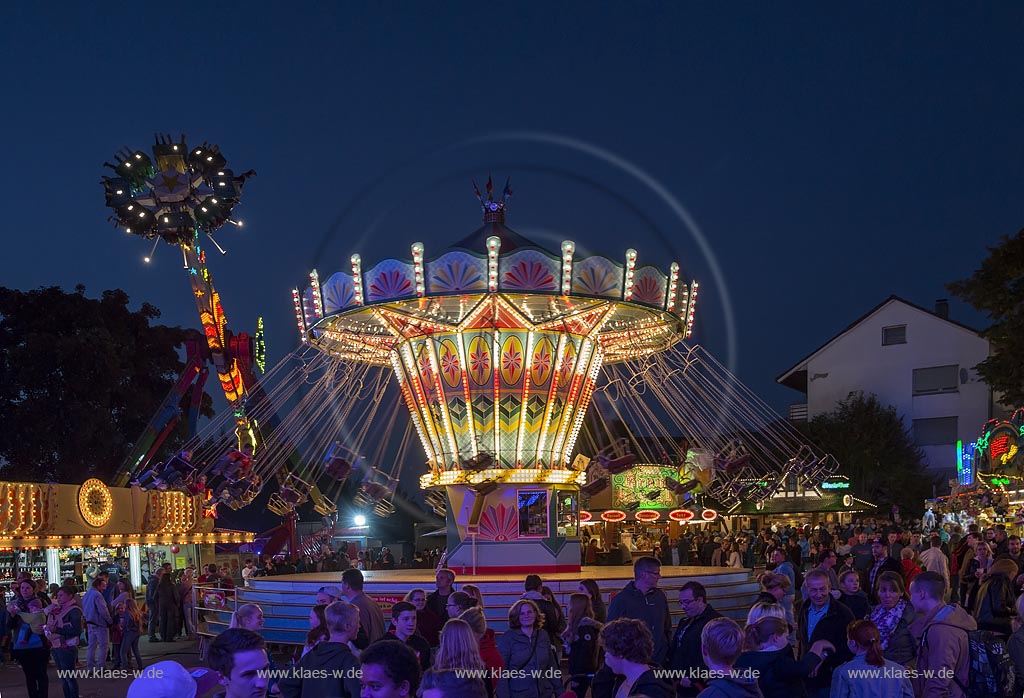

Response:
(300, 180), (698, 572)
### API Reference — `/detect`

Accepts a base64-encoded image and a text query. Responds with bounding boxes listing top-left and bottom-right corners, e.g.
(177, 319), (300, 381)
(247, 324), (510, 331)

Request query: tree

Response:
(799, 392), (939, 514)
(0, 285), (211, 483)
(948, 229), (1024, 406)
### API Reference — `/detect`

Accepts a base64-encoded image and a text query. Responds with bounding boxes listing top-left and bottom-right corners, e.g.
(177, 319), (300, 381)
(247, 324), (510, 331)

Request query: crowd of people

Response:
(7, 513), (1024, 698)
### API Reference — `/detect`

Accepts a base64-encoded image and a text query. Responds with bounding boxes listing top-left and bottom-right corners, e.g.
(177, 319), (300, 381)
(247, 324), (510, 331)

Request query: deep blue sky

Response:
(3, 3), (1022, 421)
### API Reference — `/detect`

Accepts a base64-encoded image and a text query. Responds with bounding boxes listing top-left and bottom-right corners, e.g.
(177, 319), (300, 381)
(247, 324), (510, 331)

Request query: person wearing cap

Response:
(128, 660), (206, 698)
(866, 536), (901, 605)
(316, 586), (343, 606)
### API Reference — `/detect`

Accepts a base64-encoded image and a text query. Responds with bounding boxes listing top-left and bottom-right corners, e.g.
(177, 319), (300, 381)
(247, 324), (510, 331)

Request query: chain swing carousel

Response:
(272, 179), (851, 574)
(150, 178), (873, 641)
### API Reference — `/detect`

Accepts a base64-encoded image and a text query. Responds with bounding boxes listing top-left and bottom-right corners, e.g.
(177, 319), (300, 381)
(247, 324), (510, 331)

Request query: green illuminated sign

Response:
(820, 481), (850, 490)
(611, 466), (678, 509)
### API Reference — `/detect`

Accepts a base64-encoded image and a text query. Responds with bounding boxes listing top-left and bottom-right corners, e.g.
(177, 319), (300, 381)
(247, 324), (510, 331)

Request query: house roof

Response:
(776, 295), (983, 392)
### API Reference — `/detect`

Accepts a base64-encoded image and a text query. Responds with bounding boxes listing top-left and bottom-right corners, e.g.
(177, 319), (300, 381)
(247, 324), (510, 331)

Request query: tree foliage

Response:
(0, 286), (211, 483)
(948, 229), (1024, 406)
(800, 392), (938, 514)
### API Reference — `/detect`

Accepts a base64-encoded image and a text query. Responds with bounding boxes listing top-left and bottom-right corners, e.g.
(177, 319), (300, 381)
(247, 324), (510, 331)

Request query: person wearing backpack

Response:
(908, 571), (978, 698)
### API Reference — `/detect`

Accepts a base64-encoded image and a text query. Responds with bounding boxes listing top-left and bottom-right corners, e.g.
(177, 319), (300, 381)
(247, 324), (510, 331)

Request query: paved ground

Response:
(0, 636), (212, 698)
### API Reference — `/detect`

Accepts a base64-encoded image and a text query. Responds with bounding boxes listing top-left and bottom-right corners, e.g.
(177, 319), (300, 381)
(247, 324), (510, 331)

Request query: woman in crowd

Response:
(540, 586), (565, 636)
(434, 617), (486, 673)
(462, 584), (484, 608)
(578, 579), (606, 623)
(962, 541), (993, 612)
(974, 557), (1018, 638)
(726, 542), (743, 568)
(757, 572), (795, 632)
(460, 607), (502, 698)
(561, 592), (602, 698)
(899, 548), (922, 587)
(303, 603), (329, 658)
(44, 585), (81, 698)
(735, 602), (831, 698)
(496, 599), (561, 698)
(596, 618), (672, 698)
(868, 571), (917, 666)
(405, 587), (443, 647)
(830, 620), (913, 697)
(8, 578), (49, 698)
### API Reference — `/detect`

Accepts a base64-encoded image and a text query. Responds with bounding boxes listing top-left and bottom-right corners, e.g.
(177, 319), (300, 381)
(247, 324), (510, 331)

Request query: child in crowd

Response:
(16, 598), (46, 647)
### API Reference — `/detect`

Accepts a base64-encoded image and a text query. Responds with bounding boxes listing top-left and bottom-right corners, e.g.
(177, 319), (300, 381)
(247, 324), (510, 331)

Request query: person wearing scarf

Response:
(868, 571), (917, 666)
(45, 587), (83, 698)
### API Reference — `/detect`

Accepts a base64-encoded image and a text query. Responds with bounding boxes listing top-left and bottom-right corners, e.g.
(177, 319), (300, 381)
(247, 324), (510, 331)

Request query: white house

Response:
(777, 296), (996, 484)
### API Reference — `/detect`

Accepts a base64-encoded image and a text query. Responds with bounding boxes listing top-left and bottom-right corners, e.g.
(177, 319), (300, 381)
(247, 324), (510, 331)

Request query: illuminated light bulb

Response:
(116, 189), (123, 195)
(144, 257), (151, 263)
(196, 149), (203, 155)
(135, 153), (142, 159)
(127, 205), (134, 211)
(173, 145), (178, 150)
(207, 156), (213, 161)
(125, 162), (131, 168)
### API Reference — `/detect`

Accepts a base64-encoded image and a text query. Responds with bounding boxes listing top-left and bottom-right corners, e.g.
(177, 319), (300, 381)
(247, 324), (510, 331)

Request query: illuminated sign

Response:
(669, 509), (694, 522)
(635, 510), (660, 522)
(611, 465), (677, 509)
(601, 510), (627, 522)
(701, 509), (718, 521)
(579, 510), (592, 522)
(820, 481), (850, 490)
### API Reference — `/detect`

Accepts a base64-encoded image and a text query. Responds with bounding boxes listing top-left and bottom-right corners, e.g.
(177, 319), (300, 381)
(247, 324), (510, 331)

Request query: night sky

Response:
(3, 4), (1022, 424)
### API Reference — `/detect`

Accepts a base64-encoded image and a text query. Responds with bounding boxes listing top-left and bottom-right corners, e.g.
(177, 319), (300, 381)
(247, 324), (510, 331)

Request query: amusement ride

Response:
(104, 136), (849, 572)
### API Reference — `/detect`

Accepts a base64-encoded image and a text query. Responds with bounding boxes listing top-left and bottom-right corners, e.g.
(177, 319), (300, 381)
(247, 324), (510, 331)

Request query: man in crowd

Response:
(83, 575), (112, 673)
(209, 628), (271, 698)
(522, 574), (563, 647)
(341, 568), (387, 645)
(607, 556), (672, 664)
(866, 536), (901, 604)
(280, 600), (362, 698)
(426, 570), (455, 624)
(909, 571), (976, 698)
(384, 601), (431, 671)
(850, 532), (873, 575)
(665, 581), (722, 697)
(797, 569), (854, 698)
(918, 536), (950, 595)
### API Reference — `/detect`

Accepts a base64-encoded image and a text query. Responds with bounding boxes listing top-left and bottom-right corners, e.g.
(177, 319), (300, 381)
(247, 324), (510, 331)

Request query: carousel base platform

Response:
(199, 566), (761, 646)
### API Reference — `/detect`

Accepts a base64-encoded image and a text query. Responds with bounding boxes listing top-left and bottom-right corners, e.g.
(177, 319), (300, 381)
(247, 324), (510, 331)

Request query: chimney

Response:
(935, 298), (949, 319)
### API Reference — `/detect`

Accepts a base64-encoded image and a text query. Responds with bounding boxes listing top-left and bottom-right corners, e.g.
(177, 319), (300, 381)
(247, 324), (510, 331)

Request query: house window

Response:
(882, 325), (907, 345)
(913, 365), (959, 395)
(912, 416), (958, 446)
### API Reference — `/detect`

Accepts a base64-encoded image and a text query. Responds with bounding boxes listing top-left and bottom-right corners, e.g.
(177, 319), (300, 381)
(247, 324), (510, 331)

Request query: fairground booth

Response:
(0, 478), (252, 590)
(926, 409), (1024, 534)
